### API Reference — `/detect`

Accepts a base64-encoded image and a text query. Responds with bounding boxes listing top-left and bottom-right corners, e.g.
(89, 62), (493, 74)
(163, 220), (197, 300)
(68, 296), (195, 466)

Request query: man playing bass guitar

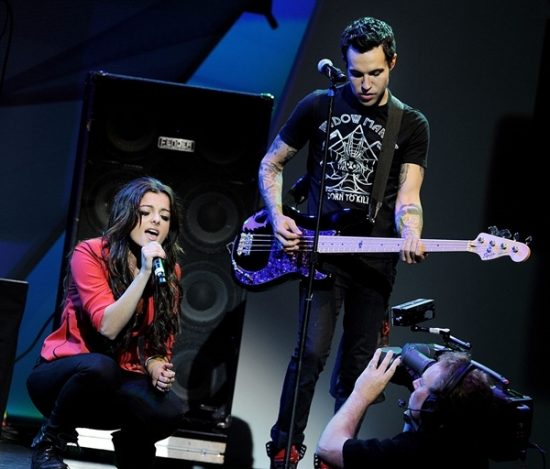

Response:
(257, 16), (429, 469)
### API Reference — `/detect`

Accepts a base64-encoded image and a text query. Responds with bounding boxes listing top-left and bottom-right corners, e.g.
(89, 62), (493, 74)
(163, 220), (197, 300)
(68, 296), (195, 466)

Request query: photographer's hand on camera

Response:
(355, 348), (402, 403)
(317, 349), (401, 467)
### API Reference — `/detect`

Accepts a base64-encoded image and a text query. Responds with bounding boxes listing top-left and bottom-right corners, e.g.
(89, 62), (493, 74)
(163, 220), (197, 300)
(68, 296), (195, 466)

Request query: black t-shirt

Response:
(343, 430), (489, 469)
(279, 85), (430, 285)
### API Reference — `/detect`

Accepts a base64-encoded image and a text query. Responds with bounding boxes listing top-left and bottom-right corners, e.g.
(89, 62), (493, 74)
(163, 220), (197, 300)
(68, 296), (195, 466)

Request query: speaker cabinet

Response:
(64, 71), (274, 431)
(0, 278), (29, 422)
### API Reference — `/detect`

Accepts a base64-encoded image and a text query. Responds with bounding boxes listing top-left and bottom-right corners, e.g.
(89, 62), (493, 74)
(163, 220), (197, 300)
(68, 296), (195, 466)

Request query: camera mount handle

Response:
(410, 325), (472, 351)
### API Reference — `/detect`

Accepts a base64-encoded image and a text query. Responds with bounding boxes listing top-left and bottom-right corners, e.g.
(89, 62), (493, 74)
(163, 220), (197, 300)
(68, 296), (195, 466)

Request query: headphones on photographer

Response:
(419, 360), (476, 429)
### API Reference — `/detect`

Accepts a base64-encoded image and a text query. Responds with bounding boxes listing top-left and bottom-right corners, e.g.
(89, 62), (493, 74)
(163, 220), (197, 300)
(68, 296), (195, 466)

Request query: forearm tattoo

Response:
(258, 136), (297, 219)
(395, 203), (423, 238)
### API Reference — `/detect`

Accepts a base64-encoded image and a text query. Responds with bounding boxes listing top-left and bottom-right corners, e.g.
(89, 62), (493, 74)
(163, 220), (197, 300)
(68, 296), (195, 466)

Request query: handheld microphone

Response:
(317, 58), (347, 83)
(152, 258), (166, 284)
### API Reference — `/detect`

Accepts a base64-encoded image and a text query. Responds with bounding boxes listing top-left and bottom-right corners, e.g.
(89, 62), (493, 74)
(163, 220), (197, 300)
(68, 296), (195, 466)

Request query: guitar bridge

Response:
(236, 233), (253, 256)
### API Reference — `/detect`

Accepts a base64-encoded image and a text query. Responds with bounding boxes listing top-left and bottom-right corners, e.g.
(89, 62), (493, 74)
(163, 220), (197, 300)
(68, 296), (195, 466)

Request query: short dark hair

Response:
(340, 17), (396, 65)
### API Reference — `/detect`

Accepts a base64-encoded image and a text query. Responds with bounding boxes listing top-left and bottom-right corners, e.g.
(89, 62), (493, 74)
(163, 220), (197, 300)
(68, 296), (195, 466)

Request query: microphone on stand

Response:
(153, 258), (167, 284)
(317, 58), (347, 83)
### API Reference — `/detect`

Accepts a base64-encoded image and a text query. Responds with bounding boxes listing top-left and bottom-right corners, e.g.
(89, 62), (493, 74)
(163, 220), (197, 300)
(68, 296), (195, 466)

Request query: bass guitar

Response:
(229, 207), (531, 289)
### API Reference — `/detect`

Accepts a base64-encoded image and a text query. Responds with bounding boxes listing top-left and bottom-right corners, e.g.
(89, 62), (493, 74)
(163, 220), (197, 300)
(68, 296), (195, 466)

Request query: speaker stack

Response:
(64, 71), (274, 433)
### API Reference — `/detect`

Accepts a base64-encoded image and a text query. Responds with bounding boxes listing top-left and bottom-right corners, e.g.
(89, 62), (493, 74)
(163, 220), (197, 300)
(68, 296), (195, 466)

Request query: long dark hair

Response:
(102, 176), (184, 357)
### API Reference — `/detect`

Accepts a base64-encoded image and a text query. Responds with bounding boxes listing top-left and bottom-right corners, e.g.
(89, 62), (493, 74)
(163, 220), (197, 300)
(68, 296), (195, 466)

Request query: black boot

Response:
(112, 430), (156, 469)
(30, 424), (77, 469)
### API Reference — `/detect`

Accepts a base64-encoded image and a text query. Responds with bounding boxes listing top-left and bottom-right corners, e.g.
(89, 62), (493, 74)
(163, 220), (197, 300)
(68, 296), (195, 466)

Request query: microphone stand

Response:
(283, 77), (340, 469)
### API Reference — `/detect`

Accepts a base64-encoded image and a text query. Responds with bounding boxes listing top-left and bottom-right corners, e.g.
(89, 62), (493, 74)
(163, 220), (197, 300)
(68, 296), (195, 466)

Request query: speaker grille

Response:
(64, 71), (273, 430)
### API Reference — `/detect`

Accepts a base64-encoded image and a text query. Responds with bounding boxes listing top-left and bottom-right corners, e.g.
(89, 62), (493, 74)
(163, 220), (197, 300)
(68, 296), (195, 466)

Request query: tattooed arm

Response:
(258, 135), (303, 251)
(394, 163), (427, 264)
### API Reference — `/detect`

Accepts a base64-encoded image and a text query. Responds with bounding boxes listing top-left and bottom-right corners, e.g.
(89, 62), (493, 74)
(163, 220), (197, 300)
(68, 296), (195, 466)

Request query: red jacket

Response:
(40, 238), (178, 373)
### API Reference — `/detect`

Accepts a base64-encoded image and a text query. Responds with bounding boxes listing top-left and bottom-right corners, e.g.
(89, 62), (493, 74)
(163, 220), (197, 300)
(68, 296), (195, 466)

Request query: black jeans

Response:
(270, 262), (391, 449)
(26, 353), (186, 445)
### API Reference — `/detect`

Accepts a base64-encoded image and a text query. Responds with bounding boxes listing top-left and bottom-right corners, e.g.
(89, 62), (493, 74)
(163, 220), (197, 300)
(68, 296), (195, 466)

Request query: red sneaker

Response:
(266, 441), (306, 469)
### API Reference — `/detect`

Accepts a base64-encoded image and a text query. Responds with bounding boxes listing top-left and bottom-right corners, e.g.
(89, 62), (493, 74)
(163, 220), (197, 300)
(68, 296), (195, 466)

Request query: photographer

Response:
(316, 347), (494, 468)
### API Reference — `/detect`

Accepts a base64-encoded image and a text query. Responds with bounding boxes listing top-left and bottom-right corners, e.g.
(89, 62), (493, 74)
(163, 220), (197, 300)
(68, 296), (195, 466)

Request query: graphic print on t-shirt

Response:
(325, 123), (381, 207)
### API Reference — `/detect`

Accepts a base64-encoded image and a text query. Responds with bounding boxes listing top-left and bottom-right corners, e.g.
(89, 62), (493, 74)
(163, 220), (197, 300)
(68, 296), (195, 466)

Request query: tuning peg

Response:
(497, 228), (512, 239)
(525, 235), (533, 246)
(513, 232), (520, 241)
(488, 226), (498, 235)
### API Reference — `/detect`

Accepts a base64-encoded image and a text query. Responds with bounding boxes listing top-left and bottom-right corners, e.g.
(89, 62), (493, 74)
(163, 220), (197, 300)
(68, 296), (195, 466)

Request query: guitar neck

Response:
(318, 236), (472, 254)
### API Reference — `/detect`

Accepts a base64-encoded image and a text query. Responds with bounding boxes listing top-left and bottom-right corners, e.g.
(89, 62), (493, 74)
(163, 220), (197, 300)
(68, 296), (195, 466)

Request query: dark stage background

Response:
(1, 0), (548, 468)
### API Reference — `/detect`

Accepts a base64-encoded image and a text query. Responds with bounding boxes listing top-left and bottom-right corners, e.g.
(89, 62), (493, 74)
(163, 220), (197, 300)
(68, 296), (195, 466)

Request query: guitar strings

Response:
(237, 235), (515, 253)
(234, 231), (529, 261)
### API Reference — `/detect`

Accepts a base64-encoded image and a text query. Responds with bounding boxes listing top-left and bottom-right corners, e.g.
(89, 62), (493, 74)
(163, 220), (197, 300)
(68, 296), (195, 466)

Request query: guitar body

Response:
(230, 206), (372, 289)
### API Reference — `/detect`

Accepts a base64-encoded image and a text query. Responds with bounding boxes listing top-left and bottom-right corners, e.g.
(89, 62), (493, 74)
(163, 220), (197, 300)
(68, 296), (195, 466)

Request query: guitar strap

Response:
(367, 91), (404, 222)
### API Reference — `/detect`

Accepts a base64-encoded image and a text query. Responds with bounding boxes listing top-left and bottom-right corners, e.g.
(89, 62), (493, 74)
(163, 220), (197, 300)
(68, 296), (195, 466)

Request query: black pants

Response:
(26, 353), (186, 448)
(270, 261), (392, 449)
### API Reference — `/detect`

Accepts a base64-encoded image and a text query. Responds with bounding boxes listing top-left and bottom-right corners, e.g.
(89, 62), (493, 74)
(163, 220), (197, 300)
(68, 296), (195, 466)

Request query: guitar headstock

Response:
(472, 229), (531, 262)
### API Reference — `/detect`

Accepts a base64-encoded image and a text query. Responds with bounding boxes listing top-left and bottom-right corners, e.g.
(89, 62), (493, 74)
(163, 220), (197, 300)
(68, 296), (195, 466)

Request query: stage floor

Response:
(0, 437), (241, 469)
(0, 438), (214, 468)
(1, 438), (114, 469)
(0, 417), (254, 469)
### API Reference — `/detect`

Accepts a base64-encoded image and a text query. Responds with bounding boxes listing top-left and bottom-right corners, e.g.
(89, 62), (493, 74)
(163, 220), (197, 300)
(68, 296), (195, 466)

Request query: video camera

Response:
(383, 299), (534, 463)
